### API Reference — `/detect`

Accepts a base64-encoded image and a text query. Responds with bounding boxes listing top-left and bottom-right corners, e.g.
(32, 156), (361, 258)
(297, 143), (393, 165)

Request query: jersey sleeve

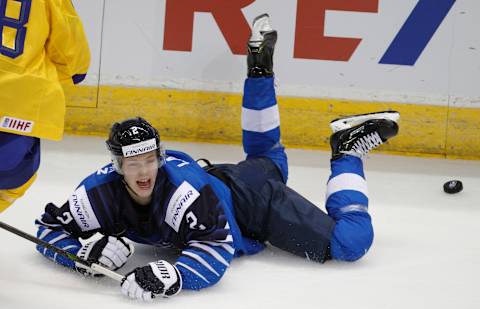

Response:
(170, 184), (235, 290)
(34, 190), (109, 269)
(34, 166), (119, 268)
(34, 192), (103, 269)
(46, 0), (91, 84)
(34, 210), (82, 269)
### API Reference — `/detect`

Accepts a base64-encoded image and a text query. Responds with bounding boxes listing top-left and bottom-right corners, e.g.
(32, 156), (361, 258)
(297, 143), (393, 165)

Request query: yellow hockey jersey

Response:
(0, 0), (90, 140)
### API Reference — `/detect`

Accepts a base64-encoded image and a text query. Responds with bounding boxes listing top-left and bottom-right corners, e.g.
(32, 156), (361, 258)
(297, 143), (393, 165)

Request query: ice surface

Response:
(1, 136), (479, 309)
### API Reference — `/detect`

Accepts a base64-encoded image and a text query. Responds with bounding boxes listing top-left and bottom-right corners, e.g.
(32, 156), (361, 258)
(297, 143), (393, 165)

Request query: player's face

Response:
(122, 151), (159, 200)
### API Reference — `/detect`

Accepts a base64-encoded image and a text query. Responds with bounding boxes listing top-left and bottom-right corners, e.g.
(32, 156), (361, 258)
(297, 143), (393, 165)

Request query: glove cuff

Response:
(75, 240), (103, 276)
(77, 241), (95, 261)
(149, 260), (182, 297)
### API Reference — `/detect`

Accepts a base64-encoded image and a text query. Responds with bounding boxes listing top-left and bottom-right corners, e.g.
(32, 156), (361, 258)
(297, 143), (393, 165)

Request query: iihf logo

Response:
(1, 116), (34, 133)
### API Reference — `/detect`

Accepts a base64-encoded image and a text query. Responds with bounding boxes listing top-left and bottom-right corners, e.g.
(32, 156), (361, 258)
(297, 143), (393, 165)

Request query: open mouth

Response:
(136, 179), (151, 190)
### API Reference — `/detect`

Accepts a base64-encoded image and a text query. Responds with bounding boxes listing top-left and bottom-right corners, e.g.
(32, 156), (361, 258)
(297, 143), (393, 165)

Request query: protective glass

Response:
(120, 155), (161, 176)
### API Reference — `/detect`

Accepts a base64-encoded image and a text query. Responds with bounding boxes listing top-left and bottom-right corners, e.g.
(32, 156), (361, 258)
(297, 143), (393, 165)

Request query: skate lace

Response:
(352, 132), (383, 156)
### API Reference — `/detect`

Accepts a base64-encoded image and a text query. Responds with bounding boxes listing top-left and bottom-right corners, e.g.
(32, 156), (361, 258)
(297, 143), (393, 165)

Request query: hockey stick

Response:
(0, 220), (125, 282)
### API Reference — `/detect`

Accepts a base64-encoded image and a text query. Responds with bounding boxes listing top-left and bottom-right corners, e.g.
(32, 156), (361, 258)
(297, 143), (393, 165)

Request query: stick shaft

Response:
(0, 220), (124, 282)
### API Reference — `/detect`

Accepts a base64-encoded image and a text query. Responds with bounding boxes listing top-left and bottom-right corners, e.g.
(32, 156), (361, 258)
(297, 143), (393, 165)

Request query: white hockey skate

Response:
(247, 14), (277, 78)
(330, 111), (400, 133)
(329, 111), (400, 160)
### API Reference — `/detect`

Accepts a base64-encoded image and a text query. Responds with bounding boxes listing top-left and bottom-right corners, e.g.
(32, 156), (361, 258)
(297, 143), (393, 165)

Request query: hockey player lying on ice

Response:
(35, 14), (399, 301)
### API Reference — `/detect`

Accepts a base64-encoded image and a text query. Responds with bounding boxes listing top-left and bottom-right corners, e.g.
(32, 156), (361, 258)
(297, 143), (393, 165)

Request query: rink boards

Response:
(62, 0), (479, 159)
(64, 85), (480, 159)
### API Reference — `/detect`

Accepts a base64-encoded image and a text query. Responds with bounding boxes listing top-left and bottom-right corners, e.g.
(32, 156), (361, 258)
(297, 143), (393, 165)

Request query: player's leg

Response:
(0, 132), (41, 212)
(0, 173), (37, 211)
(255, 180), (336, 262)
(326, 111), (399, 261)
(242, 14), (288, 183)
(241, 110), (396, 263)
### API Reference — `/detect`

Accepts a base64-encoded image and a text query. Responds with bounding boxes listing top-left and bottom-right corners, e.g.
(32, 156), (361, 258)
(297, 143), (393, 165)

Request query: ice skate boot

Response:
(247, 14), (277, 77)
(330, 111), (400, 160)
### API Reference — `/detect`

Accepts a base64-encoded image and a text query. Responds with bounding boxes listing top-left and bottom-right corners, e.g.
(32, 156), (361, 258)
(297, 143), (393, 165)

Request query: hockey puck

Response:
(443, 180), (463, 194)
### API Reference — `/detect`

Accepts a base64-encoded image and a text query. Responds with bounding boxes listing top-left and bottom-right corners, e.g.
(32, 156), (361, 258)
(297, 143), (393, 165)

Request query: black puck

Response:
(443, 180), (463, 194)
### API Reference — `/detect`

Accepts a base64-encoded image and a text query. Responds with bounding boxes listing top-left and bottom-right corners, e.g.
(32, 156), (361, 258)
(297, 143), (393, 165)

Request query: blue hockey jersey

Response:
(35, 149), (265, 290)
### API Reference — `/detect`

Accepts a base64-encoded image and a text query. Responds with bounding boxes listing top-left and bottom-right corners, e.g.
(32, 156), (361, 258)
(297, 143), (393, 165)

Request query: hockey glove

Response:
(76, 236), (134, 276)
(121, 260), (182, 301)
